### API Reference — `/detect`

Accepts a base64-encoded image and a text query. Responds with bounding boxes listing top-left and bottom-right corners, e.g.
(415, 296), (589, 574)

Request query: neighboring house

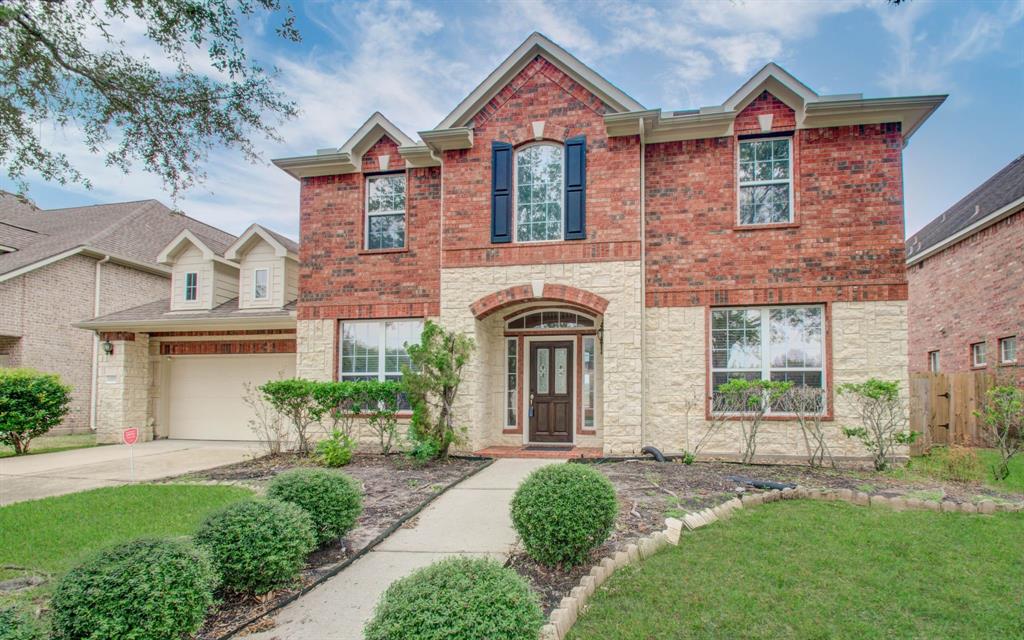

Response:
(907, 154), (1023, 379)
(84, 33), (944, 458)
(76, 224), (298, 443)
(0, 196), (236, 434)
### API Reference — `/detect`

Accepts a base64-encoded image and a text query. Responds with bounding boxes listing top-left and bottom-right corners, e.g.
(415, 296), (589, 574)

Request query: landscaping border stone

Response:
(540, 484), (1023, 640)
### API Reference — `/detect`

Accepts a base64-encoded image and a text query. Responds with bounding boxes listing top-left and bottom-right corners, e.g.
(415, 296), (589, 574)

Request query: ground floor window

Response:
(506, 338), (517, 427)
(928, 350), (940, 373)
(710, 305), (824, 412)
(339, 320), (423, 410)
(583, 336), (596, 428)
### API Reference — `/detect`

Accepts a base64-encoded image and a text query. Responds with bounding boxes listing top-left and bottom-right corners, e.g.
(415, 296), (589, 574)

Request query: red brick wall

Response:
(908, 208), (1024, 375)
(297, 135), (441, 321)
(441, 55), (642, 268)
(645, 93), (907, 307)
(734, 91), (797, 135)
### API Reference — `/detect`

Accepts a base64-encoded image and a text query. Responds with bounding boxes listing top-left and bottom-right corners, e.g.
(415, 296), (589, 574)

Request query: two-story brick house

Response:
(267, 33), (944, 458)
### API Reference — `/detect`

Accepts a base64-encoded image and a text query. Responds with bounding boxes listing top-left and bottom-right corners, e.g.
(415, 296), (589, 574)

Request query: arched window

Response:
(515, 143), (563, 242)
(506, 309), (595, 331)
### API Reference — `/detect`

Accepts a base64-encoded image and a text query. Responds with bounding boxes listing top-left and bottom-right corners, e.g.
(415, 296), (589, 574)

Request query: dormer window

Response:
(366, 174), (406, 250)
(515, 143), (564, 242)
(253, 268), (269, 300)
(738, 138), (792, 225)
(184, 272), (198, 301)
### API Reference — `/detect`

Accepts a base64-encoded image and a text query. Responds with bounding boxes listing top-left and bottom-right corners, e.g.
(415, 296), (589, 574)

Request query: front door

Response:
(529, 341), (573, 443)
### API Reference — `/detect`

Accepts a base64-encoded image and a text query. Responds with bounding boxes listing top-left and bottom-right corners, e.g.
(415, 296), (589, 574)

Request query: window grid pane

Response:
(738, 139), (791, 225)
(254, 269), (268, 300)
(184, 272), (198, 301)
(506, 339), (517, 427)
(1000, 337), (1016, 363)
(583, 336), (595, 428)
(973, 342), (987, 366)
(366, 175), (406, 249)
(516, 145), (563, 242)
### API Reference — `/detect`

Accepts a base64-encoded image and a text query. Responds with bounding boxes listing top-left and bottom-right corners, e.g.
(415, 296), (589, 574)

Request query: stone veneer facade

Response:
(95, 333), (151, 443)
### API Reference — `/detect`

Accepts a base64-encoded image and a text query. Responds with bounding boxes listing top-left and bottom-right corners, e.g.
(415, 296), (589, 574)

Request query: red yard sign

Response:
(122, 428), (139, 446)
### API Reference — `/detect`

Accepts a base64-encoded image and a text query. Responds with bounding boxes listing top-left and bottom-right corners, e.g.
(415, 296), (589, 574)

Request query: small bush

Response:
(50, 538), (216, 640)
(267, 468), (363, 545)
(510, 464), (618, 567)
(0, 607), (39, 640)
(0, 368), (71, 454)
(194, 499), (315, 594)
(316, 429), (356, 467)
(933, 445), (984, 483)
(364, 556), (543, 640)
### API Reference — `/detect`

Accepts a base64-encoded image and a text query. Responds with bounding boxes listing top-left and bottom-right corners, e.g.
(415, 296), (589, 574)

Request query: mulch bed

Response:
(511, 458), (1024, 614)
(177, 453), (487, 639)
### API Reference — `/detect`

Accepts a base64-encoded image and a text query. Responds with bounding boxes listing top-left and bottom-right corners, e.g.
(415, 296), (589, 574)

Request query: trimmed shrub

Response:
(316, 429), (356, 467)
(49, 538), (216, 640)
(511, 463), (617, 567)
(0, 607), (39, 640)
(0, 368), (71, 454)
(364, 556), (543, 640)
(267, 468), (363, 545)
(194, 499), (315, 594)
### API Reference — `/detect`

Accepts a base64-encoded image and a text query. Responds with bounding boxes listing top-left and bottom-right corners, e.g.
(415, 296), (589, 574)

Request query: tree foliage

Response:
(840, 379), (917, 471)
(0, 0), (299, 195)
(976, 385), (1023, 481)
(0, 368), (71, 454)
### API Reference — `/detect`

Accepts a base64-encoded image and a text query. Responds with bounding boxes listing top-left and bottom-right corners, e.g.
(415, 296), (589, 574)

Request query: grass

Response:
(0, 433), (97, 459)
(568, 501), (1024, 640)
(0, 483), (252, 624)
(895, 448), (1024, 494)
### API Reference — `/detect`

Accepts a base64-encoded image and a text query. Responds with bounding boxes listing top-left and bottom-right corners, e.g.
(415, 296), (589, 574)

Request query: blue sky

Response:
(6, 0), (1023, 239)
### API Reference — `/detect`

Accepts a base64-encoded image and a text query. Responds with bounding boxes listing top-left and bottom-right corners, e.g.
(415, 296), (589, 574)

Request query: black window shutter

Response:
(491, 141), (513, 243)
(564, 135), (587, 240)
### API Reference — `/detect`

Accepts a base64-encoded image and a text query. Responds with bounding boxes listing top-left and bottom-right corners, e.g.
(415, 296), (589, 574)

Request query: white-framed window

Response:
(339, 319), (422, 386)
(515, 143), (563, 242)
(506, 338), (517, 427)
(971, 342), (987, 368)
(738, 137), (793, 225)
(365, 174), (406, 250)
(583, 335), (596, 428)
(999, 336), (1016, 364)
(506, 309), (595, 331)
(253, 268), (269, 300)
(710, 305), (824, 412)
(184, 272), (198, 301)
(928, 350), (940, 373)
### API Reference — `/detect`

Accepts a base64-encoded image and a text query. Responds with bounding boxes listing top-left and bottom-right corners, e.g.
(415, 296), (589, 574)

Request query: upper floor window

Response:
(515, 143), (563, 242)
(738, 138), (792, 225)
(253, 268), (269, 300)
(928, 350), (940, 373)
(971, 342), (987, 368)
(999, 336), (1017, 364)
(184, 272), (198, 301)
(366, 174), (406, 250)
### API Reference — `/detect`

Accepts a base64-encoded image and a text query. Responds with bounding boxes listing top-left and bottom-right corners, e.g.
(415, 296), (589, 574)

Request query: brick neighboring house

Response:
(83, 33), (945, 458)
(907, 154), (1023, 379)
(0, 196), (237, 434)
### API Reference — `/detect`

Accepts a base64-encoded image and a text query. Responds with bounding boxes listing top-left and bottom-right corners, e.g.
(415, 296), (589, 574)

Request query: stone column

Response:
(95, 332), (151, 444)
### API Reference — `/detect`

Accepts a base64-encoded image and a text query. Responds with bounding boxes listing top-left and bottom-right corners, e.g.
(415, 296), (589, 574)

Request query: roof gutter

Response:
(73, 312), (298, 333)
(907, 195), (1024, 266)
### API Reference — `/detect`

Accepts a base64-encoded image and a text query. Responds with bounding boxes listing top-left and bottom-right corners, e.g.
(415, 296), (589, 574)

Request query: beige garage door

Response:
(167, 354), (296, 441)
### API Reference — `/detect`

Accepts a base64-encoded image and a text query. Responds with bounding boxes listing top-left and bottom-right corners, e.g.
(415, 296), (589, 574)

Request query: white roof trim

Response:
(723, 62), (821, 114)
(339, 112), (415, 156)
(73, 312), (297, 332)
(156, 229), (234, 266)
(0, 246), (171, 283)
(437, 32), (645, 129)
(225, 224), (297, 261)
(906, 195), (1024, 266)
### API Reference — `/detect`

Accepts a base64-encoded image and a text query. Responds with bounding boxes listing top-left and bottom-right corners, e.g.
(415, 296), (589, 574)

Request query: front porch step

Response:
(474, 446), (603, 459)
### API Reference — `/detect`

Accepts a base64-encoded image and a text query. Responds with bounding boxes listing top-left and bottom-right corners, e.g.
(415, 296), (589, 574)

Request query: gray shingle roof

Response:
(907, 154), (1024, 260)
(262, 226), (300, 253)
(0, 199), (237, 277)
(77, 297), (296, 328)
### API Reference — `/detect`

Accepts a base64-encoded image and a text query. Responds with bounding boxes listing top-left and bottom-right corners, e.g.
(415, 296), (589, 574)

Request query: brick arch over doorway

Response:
(470, 284), (610, 320)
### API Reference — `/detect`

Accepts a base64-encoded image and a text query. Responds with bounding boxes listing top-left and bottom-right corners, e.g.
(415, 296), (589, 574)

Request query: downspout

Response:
(89, 255), (111, 431)
(638, 118), (647, 452)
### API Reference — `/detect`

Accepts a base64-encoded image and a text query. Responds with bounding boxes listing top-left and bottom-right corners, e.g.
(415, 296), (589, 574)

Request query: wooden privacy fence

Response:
(909, 372), (994, 454)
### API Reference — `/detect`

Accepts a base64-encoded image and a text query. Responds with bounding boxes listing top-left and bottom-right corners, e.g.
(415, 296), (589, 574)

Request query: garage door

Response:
(166, 354), (296, 440)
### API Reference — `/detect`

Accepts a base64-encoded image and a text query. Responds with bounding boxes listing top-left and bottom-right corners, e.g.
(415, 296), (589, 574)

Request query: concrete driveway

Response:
(0, 439), (260, 506)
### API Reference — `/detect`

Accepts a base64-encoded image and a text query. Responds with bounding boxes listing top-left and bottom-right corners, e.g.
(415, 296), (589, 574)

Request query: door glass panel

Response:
(536, 348), (549, 394)
(554, 348), (568, 394)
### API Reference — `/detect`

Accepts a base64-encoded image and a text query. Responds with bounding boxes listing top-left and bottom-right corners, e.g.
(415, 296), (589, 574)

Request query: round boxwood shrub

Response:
(266, 468), (363, 545)
(510, 463), (618, 567)
(364, 556), (542, 640)
(0, 607), (39, 640)
(49, 538), (216, 640)
(194, 499), (315, 594)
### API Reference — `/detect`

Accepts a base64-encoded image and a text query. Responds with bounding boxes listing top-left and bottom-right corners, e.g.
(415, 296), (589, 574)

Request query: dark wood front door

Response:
(529, 341), (573, 443)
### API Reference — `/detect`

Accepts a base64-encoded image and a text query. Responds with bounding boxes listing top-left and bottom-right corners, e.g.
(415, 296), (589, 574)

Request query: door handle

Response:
(529, 392), (535, 405)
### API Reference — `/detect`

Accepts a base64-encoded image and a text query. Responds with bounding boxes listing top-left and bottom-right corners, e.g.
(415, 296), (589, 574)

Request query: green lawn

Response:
(0, 483), (252, 625)
(898, 448), (1024, 494)
(0, 433), (97, 459)
(569, 501), (1024, 640)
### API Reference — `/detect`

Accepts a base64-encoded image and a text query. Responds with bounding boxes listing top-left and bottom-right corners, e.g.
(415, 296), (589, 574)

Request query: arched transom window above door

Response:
(506, 308), (596, 331)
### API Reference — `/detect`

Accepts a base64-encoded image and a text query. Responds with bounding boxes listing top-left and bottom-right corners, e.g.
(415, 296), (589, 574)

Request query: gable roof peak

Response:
(435, 31), (645, 130)
(338, 112), (415, 156)
(224, 223), (298, 260)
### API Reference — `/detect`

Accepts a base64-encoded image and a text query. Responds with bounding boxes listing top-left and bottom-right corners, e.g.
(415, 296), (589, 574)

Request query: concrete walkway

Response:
(0, 439), (259, 506)
(247, 458), (558, 640)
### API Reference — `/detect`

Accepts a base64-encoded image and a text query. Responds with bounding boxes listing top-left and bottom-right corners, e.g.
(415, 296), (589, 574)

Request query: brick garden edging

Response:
(539, 486), (1024, 640)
